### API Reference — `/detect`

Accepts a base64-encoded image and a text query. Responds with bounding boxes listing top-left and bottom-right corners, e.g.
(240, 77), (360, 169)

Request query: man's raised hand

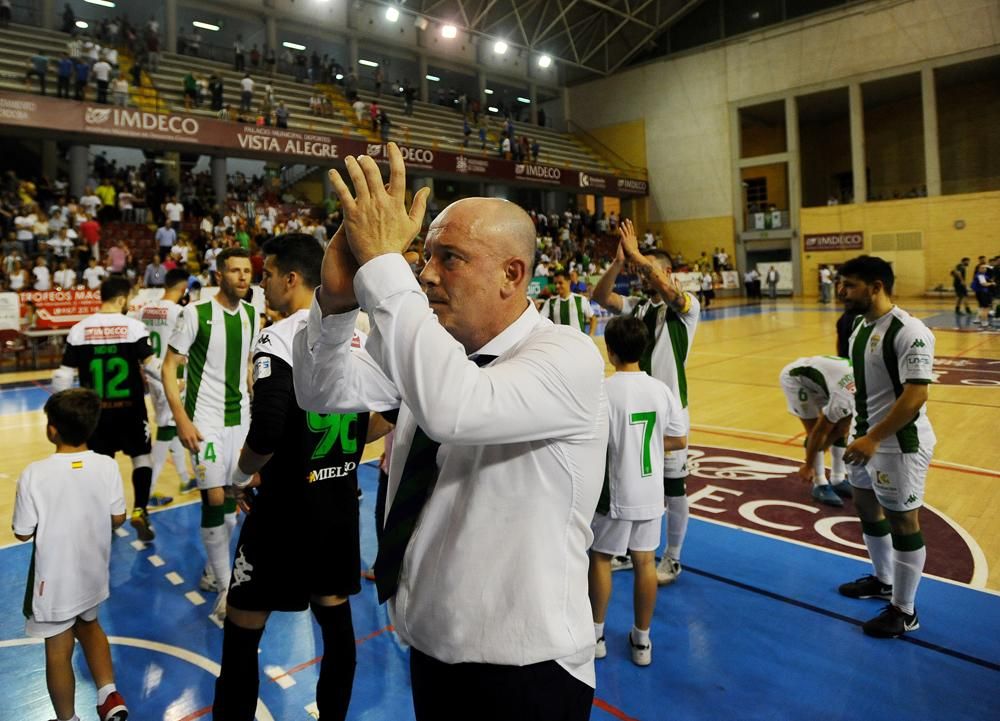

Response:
(328, 142), (430, 267)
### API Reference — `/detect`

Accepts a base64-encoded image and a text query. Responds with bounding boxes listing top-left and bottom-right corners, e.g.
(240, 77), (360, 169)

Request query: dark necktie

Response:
(373, 354), (497, 603)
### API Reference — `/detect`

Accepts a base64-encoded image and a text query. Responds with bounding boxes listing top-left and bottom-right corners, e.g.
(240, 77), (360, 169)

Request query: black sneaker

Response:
(862, 604), (919, 638)
(838, 574), (892, 600)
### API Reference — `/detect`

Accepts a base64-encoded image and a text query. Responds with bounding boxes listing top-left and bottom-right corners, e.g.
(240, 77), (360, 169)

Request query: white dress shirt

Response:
(292, 253), (607, 687)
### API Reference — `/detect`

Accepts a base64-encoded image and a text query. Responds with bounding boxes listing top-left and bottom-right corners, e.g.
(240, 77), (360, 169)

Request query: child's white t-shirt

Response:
(604, 372), (686, 520)
(13, 451), (125, 622)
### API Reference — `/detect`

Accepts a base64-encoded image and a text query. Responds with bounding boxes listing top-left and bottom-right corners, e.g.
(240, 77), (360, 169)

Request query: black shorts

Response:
(954, 284), (967, 298)
(88, 407), (151, 459)
(227, 490), (361, 612)
(976, 291), (992, 308)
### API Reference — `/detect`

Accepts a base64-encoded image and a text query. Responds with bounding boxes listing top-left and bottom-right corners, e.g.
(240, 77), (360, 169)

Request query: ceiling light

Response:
(84, 0), (116, 7)
(517, 97), (531, 104)
(441, 24), (457, 39)
(537, 54), (552, 68)
(750, 10), (761, 19)
(75, 20), (89, 29)
(385, 7), (399, 22)
(359, 59), (379, 67)
(487, 106), (499, 113)
(425, 74), (440, 82)
(282, 41), (306, 51)
(494, 41), (508, 55)
(192, 21), (220, 31)
(335, 73), (344, 80)
(483, 88), (494, 95)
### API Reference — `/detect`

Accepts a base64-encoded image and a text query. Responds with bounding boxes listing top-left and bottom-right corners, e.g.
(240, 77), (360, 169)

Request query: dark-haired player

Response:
(213, 234), (386, 721)
(838, 255), (936, 638)
(54, 275), (159, 541)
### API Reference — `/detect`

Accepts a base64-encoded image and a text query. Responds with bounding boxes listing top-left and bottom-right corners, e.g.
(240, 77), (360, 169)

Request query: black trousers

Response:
(410, 648), (593, 721)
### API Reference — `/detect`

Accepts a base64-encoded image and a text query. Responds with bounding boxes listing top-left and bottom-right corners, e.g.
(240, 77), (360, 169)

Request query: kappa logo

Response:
(911, 339), (926, 348)
(685, 445), (981, 584)
(258, 334), (272, 345)
(905, 493), (919, 506)
(231, 546), (254, 588)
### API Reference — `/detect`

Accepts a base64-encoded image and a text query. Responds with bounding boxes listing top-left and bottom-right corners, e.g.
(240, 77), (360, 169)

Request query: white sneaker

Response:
(629, 633), (652, 667)
(656, 557), (682, 586)
(610, 556), (633, 572)
(210, 590), (228, 625)
(595, 636), (607, 659)
(199, 568), (220, 593)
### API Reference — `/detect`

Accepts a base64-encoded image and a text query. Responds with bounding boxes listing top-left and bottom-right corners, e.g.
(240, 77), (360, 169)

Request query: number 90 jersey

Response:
(63, 313), (153, 412)
(246, 308), (370, 511)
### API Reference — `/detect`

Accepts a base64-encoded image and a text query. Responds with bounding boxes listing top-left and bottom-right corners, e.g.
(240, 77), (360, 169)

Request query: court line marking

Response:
(681, 564), (1000, 673)
(688, 439), (994, 592)
(0, 635), (276, 721)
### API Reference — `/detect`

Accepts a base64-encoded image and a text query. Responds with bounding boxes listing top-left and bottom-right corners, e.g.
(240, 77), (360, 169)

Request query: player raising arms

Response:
(162, 248), (258, 623)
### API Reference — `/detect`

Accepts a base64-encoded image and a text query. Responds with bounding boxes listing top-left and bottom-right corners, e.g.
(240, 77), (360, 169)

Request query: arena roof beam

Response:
(607, 0), (704, 73)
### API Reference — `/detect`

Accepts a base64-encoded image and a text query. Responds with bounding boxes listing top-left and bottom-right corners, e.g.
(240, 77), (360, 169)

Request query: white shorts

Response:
(26, 604), (99, 639)
(848, 446), (933, 512)
(780, 373), (822, 419)
(664, 446), (689, 478)
(147, 379), (173, 429)
(192, 422), (249, 490)
(591, 513), (663, 556)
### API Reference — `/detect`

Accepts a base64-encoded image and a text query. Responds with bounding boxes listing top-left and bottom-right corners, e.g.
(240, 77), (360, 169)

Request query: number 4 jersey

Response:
(246, 308), (370, 512)
(63, 312), (153, 414)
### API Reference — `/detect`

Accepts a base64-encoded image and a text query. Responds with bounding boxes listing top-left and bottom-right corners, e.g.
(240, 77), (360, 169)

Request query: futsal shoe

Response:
(610, 556), (633, 572)
(656, 557), (682, 586)
(199, 568), (220, 592)
(179, 477), (198, 494)
(831, 479), (853, 498)
(838, 575), (892, 600)
(862, 604), (919, 638)
(629, 633), (652, 667)
(130, 508), (155, 542)
(97, 690), (129, 720)
(148, 493), (174, 507)
(595, 636), (607, 659)
(811, 484), (844, 507)
(210, 590), (228, 625)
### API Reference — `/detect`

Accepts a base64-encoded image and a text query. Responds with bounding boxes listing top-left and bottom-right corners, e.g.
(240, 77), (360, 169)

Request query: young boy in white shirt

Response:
(12, 388), (129, 721)
(590, 316), (687, 667)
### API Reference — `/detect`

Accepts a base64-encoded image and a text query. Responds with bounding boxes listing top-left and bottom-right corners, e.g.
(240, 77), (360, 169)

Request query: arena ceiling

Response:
(396, 0), (706, 81)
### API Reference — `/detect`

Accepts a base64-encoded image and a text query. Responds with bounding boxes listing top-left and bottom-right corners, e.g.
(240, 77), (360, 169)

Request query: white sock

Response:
(830, 445), (847, 482)
(665, 494), (688, 560)
(200, 525), (232, 591)
(96, 683), (116, 705)
(171, 437), (190, 486)
(224, 511), (237, 541)
(892, 546), (926, 615)
(631, 625), (650, 646)
(594, 622), (605, 641)
(150, 439), (170, 492)
(812, 452), (827, 486)
(863, 533), (894, 586)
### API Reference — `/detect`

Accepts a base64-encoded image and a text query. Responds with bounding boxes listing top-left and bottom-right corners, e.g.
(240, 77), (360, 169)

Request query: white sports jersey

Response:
(169, 297), (258, 429)
(848, 306), (936, 453)
(619, 293), (699, 423)
(13, 452), (125, 622)
(780, 355), (856, 422)
(139, 299), (184, 364)
(602, 372), (686, 520)
(539, 293), (594, 334)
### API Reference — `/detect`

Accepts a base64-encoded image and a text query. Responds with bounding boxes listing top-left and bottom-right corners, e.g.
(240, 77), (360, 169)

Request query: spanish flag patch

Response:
(72, 461), (83, 470)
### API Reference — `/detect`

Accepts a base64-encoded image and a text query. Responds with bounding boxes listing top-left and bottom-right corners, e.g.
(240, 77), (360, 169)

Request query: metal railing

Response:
(566, 119), (647, 176)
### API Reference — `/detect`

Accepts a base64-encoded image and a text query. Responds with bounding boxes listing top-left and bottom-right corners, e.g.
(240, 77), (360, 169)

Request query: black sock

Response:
(132, 466), (152, 510)
(311, 601), (356, 721)
(213, 619), (265, 721)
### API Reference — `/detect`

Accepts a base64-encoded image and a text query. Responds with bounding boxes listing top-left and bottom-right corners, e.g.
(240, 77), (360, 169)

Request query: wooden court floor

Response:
(1, 296), (997, 590)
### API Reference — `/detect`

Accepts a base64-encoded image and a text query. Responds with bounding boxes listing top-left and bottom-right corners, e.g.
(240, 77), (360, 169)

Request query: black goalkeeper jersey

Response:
(62, 312), (153, 413)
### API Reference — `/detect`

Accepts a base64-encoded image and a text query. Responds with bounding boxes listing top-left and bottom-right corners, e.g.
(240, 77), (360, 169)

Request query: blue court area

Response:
(1, 459), (997, 721)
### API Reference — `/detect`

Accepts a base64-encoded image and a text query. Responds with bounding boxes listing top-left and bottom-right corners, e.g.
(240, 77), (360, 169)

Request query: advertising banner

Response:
(804, 232), (864, 251)
(18, 289), (101, 329)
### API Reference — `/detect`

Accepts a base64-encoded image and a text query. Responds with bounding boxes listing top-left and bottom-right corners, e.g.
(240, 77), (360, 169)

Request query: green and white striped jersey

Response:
(539, 292), (594, 333)
(169, 297), (258, 429)
(620, 293), (699, 424)
(848, 306), (936, 453)
(138, 299), (183, 365)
